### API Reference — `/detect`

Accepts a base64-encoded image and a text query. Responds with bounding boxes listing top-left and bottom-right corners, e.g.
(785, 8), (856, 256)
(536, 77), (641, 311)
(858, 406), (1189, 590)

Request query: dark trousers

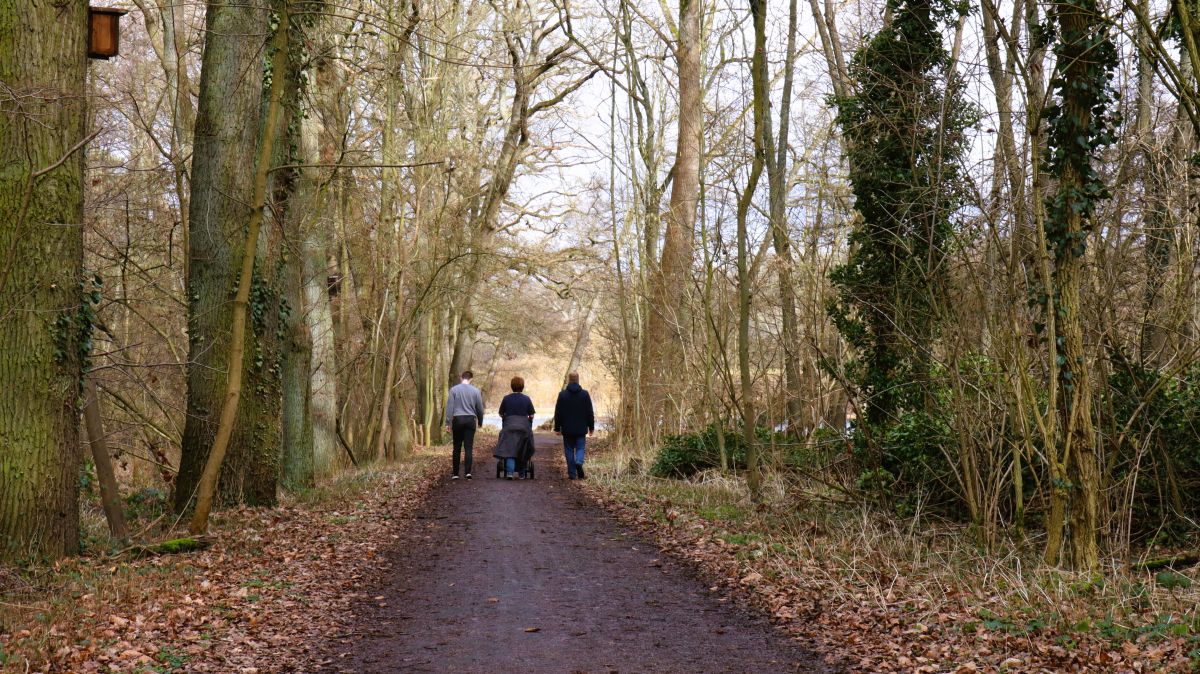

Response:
(451, 416), (477, 476)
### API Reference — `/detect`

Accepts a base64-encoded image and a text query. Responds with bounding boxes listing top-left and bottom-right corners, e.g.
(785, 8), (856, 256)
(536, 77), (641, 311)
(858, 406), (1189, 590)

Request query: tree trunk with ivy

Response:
(175, 0), (283, 513)
(278, 12), (314, 490)
(829, 0), (970, 463)
(187, 2), (291, 535)
(0, 0), (89, 561)
(1039, 0), (1118, 570)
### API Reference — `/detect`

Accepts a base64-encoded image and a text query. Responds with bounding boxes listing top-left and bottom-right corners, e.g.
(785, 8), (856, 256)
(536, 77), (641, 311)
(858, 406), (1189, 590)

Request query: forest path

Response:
(319, 433), (834, 673)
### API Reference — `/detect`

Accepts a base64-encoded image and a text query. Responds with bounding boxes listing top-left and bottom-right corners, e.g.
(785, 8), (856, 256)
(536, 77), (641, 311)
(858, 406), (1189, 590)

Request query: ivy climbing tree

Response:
(1037, 0), (1120, 570)
(175, 0), (284, 513)
(0, 0), (89, 561)
(829, 0), (973, 482)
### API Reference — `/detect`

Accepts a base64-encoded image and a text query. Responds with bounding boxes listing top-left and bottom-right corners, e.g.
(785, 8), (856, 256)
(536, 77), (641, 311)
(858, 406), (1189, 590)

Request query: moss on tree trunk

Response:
(0, 0), (89, 562)
(174, 0), (282, 513)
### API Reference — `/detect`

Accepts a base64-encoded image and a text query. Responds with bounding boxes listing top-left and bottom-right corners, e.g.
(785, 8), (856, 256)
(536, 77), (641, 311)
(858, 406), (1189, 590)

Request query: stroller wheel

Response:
(496, 459), (503, 478)
(528, 461), (535, 479)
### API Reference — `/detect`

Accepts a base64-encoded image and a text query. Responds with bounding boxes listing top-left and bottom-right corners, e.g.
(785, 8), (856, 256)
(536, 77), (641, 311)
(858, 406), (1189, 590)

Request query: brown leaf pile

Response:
(581, 480), (1199, 673)
(0, 452), (444, 673)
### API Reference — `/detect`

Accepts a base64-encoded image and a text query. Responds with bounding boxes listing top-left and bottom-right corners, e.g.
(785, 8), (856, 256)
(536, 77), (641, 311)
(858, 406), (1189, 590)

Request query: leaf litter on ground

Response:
(0, 451), (444, 673)
(580, 468), (1200, 673)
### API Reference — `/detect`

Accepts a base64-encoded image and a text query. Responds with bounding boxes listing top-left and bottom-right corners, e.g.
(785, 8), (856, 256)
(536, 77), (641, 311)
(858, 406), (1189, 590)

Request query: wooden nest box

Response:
(88, 7), (129, 60)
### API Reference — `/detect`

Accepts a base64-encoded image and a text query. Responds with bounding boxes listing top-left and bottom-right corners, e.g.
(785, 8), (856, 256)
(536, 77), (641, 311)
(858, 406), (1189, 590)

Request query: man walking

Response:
(444, 370), (485, 480)
(553, 372), (595, 479)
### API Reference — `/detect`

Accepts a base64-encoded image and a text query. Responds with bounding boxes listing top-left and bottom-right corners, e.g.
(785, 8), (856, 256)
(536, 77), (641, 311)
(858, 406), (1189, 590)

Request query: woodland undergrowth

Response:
(585, 447), (1200, 673)
(0, 451), (443, 673)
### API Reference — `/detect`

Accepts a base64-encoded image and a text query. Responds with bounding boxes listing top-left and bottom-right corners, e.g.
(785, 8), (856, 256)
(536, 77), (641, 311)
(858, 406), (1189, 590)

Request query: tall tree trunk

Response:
(303, 42), (344, 472)
(639, 0), (702, 440)
(738, 0), (770, 501)
(184, 1), (289, 529)
(765, 0), (801, 435)
(84, 379), (129, 540)
(0, 0), (88, 561)
(279, 17), (314, 490)
(176, 0), (288, 512)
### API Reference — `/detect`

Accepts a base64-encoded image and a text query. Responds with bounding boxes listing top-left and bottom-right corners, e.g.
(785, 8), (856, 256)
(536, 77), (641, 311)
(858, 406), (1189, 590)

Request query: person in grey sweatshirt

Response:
(444, 370), (485, 479)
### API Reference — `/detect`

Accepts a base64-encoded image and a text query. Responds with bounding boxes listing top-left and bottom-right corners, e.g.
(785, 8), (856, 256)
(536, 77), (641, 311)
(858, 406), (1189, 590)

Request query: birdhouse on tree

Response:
(88, 7), (129, 59)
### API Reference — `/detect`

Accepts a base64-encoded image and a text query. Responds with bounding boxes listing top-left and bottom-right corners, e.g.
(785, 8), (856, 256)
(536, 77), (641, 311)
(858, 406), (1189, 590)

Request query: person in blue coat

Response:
(553, 372), (595, 479)
(495, 376), (535, 480)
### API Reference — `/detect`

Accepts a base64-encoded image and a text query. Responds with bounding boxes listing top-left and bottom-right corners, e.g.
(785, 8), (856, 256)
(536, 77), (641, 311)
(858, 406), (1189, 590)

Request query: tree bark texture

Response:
(188, 4), (290, 534)
(0, 0), (89, 561)
(176, 0), (282, 513)
(84, 379), (129, 539)
(305, 219), (340, 474)
(639, 0), (702, 439)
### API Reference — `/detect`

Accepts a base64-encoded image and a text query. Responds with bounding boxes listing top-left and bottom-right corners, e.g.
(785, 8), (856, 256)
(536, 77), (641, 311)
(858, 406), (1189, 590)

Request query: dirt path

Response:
(321, 434), (834, 673)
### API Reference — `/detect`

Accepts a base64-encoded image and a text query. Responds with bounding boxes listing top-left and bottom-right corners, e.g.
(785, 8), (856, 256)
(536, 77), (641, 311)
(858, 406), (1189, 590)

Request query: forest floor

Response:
(2, 435), (834, 673)
(0, 451), (445, 673)
(319, 433), (835, 673)
(581, 445), (1200, 673)
(6, 434), (1195, 673)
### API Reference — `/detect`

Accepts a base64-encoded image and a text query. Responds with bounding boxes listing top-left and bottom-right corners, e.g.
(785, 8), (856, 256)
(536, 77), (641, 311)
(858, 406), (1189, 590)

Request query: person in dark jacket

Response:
(553, 372), (594, 479)
(494, 376), (535, 480)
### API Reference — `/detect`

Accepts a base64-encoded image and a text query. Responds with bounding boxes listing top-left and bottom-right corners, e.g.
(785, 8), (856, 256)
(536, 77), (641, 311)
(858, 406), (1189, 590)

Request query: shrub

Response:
(881, 409), (953, 492)
(125, 487), (169, 520)
(1106, 354), (1200, 541)
(649, 425), (748, 478)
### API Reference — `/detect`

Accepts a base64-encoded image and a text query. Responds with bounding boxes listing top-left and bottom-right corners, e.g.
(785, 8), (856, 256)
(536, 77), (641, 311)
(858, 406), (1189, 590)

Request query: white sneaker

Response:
(451, 475), (460, 480)
(465, 473), (473, 480)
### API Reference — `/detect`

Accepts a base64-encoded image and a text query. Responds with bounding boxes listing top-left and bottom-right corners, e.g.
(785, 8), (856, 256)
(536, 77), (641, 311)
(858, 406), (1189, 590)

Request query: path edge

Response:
(576, 479), (848, 673)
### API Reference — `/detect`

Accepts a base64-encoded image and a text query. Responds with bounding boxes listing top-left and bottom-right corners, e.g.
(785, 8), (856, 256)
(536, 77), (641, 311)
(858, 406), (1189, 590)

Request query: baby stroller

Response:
(496, 434), (536, 479)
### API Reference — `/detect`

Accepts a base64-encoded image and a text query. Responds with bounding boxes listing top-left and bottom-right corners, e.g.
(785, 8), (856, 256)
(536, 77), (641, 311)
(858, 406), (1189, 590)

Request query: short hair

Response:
(568, 372), (580, 384)
(510, 376), (525, 392)
(461, 370), (473, 380)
